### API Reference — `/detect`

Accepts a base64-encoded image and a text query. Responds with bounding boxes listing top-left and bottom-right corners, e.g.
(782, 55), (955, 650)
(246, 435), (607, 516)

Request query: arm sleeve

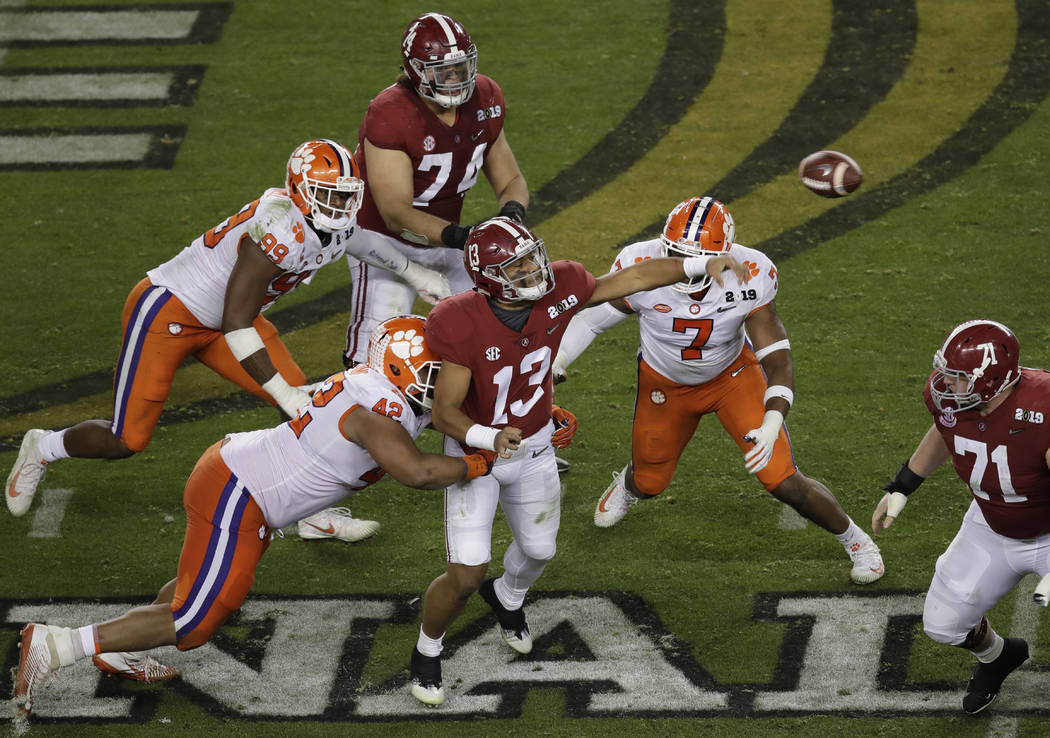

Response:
(555, 301), (630, 371)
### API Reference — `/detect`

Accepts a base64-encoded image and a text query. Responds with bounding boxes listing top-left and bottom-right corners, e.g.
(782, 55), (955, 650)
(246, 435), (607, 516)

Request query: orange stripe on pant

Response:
(112, 278), (307, 451)
(170, 442), (271, 650)
(632, 347), (796, 495)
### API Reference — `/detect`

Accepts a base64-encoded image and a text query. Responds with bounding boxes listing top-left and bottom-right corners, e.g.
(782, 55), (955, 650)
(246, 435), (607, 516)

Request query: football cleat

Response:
(594, 465), (636, 528)
(409, 647), (445, 706)
(13, 623), (59, 720)
(93, 651), (180, 683)
(848, 538), (886, 584)
(298, 507), (380, 542)
(478, 577), (532, 654)
(6, 429), (51, 517)
(555, 456), (570, 474)
(963, 637), (1029, 715)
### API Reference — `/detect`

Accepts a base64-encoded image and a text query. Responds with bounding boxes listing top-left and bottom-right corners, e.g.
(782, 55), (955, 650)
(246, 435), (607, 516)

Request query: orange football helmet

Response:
(286, 139), (364, 233)
(367, 314), (441, 413)
(660, 196), (736, 293)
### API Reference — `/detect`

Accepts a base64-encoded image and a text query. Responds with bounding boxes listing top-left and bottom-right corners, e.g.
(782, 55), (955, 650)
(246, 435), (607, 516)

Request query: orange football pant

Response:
(631, 347), (796, 495)
(110, 278), (306, 451)
(171, 441), (271, 650)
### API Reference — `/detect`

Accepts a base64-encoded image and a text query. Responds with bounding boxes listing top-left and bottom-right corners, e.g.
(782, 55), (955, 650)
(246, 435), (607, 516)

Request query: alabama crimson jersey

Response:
(426, 261), (596, 438)
(924, 367), (1050, 539)
(611, 238), (778, 385)
(219, 366), (430, 529)
(148, 187), (354, 328)
(353, 76), (507, 245)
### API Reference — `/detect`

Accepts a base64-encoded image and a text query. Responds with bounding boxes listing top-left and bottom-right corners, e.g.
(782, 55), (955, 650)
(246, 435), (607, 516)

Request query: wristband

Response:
(763, 384), (794, 407)
(883, 461), (925, 496)
(465, 423), (499, 452)
(682, 255), (713, 279)
(754, 339), (790, 361)
(225, 327), (265, 361)
(441, 223), (471, 250)
(498, 200), (527, 224)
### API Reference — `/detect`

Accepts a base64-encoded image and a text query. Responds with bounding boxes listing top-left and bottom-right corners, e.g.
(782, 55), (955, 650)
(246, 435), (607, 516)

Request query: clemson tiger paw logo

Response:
(390, 329), (425, 359)
(743, 260), (761, 278)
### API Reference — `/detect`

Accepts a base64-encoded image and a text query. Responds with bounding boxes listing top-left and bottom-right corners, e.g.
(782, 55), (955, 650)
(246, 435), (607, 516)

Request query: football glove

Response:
(440, 223), (472, 250)
(401, 260), (451, 305)
(497, 200), (527, 225)
(463, 449), (498, 481)
(743, 410), (783, 474)
(551, 405), (578, 449)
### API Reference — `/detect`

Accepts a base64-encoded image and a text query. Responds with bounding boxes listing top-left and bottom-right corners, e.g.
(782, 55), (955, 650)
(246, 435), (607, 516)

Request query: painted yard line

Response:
(0, 126), (186, 170)
(0, 67), (204, 107)
(28, 487), (73, 539)
(0, 9), (200, 43)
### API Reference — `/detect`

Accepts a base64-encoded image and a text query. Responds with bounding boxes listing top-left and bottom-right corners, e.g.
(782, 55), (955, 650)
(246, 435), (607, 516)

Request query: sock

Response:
(975, 632), (1005, 663)
(416, 627), (444, 658)
(38, 429), (71, 462)
(834, 518), (868, 550)
(493, 577), (527, 611)
(71, 625), (100, 660)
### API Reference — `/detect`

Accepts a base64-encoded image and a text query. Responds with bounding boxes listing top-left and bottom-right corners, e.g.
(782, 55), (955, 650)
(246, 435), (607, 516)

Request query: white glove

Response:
(872, 491), (908, 534)
(1034, 573), (1050, 607)
(552, 353), (568, 384)
(296, 380), (324, 396)
(262, 375), (312, 418)
(743, 410), (784, 474)
(401, 260), (451, 305)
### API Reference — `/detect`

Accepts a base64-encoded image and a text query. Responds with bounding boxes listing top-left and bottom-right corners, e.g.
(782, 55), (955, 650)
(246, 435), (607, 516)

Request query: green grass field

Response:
(2, 0), (1050, 735)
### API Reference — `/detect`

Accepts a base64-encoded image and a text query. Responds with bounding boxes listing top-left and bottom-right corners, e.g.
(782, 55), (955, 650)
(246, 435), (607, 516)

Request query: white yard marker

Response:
(0, 9), (200, 43)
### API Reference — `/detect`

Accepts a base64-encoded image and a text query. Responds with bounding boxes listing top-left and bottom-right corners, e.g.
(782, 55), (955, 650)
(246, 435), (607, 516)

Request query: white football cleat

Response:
(6, 429), (51, 517)
(849, 538), (886, 584)
(594, 465), (636, 528)
(298, 507), (380, 542)
(13, 623), (59, 720)
(93, 651), (180, 682)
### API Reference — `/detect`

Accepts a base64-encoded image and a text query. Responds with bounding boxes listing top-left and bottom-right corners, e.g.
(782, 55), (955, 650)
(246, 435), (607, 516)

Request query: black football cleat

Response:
(962, 637), (1029, 715)
(409, 647), (444, 706)
(479, 577), (533, 654)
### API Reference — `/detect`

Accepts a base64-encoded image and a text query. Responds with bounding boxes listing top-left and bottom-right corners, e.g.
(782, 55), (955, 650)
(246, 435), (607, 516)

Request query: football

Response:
(798, 150), (863, 198)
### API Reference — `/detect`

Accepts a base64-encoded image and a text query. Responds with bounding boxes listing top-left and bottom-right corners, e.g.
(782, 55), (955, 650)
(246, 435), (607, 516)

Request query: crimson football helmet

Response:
(367, 314), (441, 413)
(286, 139), (364, 233)
(660, 196), (736, 293)
(401, 12), (477, 108)
(930, 320), (1020, 411)
(464, 217), (555, 302)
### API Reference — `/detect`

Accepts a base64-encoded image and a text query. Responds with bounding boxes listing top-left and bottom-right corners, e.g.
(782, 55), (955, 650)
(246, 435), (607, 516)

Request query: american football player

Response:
(339, 12), (529, 368)
(407, 216), (749, 706)
(12, 316), (497, 722)
(872, 319), (1050, 715)
(552, 196), (885, 586)
(6, 140), (438, 510)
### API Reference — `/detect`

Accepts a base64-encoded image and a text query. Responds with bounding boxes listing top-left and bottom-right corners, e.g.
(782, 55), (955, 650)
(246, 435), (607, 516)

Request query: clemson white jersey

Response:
(147, 187), (354, 328)
(219, 366), (430, 529)
(612, 238), (779, 385)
